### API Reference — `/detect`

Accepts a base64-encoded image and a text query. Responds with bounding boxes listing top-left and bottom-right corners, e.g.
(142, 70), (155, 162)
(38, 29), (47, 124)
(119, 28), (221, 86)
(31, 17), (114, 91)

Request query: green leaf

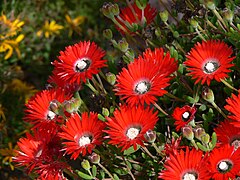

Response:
(76, 170), (93, 179)
(113, 174), (120, 180)
(199, 104), (206, 111)
(98, 114), (106, 121)
(185, 95), (195, 104)
(196, 142), (208, 152)
(123, 145), (140, 155)
(211, 132), (217, 149)
(92, 165), (97, 177)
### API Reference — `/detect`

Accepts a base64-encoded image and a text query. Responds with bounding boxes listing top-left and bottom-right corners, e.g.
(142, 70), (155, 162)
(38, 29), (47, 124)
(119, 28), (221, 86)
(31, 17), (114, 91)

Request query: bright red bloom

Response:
(159, 148), (211, 180)
(24, 88), (72, 128)
(116, 2), (157, 34)
(59, 112), (105, 160)
(115, 48), (177, 106)
(52, 41), (107, 86)
(214, 120), (240, 150)
(163, 137), (183, 156)
(225, 93), (240, 127)
(184, 40), (235, 85)
(172, 105), (197, 131)
(208, 145), (240, 179)
(104, 105), (158, 151)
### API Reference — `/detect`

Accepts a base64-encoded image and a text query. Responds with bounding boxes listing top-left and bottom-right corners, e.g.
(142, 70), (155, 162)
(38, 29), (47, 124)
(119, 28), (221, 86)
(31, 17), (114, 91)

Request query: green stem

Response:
(195, 27), (206, 41)
(221, 78), (238, 92)
(191, 139), (198, 150)
(212, 8), (228, 31)
(74, 91), (89, 112)
(121, 155), (136, 180)
(85, 80), (99, 95)
(165, 92), (186, 102)
(141, 146), (157, 159)
(152, 143), (165, 157)
(97, 162), (114, 179)
(211, 101), (228, 119)
(154, 103), (169, 116)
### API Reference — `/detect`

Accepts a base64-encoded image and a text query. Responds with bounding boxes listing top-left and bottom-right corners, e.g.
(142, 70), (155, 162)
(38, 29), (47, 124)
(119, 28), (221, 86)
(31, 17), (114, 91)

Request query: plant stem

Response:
(86, 80), (99, 95)
(221, 78), (238, 92)
(211, 101), (228, 119)
(96, 74), (107, 95)
(121, 155), (136, 180)
(195, 27), (206, 41)
(152, 143), (165, 157)
(97, 162), (114, 179)
(191, 139), (198, 150)
(141, 146), (157, 159)
(165, 92), (185, 102)
(212, 9), (228, 31)
(154, 103), (169, 116)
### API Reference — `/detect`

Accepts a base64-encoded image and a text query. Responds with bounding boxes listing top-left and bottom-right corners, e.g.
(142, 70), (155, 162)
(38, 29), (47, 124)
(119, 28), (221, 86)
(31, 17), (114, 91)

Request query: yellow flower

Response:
(0, 34), (24, 60)
(0, 142), (17, 170)
(8, 79), (38, 103)
(37, 20), (64, 38)
(65, 14), (85, 37)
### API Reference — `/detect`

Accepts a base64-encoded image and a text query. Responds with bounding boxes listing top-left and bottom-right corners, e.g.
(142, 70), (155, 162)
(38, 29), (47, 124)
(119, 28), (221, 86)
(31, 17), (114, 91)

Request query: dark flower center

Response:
(75, 58), (91, 72)
(203, 60), (219, 74)
(182, 171), (198, 180)
(78, 134), (92, 147)
(182, 111), (191, 121)
(134, 80), (151, 95)
(217, 160), (233, 173)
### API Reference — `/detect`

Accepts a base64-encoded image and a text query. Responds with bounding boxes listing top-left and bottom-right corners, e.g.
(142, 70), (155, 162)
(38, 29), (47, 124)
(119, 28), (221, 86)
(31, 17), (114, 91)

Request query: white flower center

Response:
(35, 148), (43, 158)
(135, 81), (150, 94)
(47, 110), (56, 120)
(75, 58), (91, 72)
(79, 135), (91, 147)
(218, 161), (228, 171)
(126, 127), (140, 140)
(203, 60), (219, 74)
(182, 112), (190, 119)
(183, 173), (196, 180)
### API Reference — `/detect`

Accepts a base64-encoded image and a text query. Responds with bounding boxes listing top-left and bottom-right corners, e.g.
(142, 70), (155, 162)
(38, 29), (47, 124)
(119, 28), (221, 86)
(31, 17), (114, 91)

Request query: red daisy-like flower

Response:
(208, 145), (240, 179)
(24, 88), (72, 127)
(116, 2), (157, 34)
(184, 40), (235, 85)
(225, 93), (240, 127)
(104, 105), (158, 151)
(214, 120), (240, 150)
(52, 41), (107, 86)
(172, 105), (197, 131)
(159, 147), (211, 180)
(163, 136), (183, 156)
(59, 112), (105, 160)
(115, 48), (177, 106)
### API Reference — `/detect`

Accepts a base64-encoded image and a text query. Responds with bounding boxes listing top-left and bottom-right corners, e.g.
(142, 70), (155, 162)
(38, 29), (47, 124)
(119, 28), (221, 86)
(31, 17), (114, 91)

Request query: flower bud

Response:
(223, 8), (234, 23)
(102, 107), (109, 117)
(159, 10), (168, 23)
(182, 125), (194, 141)
(81, 159), (90, 171)
(103, 29), (113, 40)
(190, 18), (198, 29)
(144, 130), (156, 143)
(101, 3), (114, 19)
(155, 27), (161, 37)
(136, 0), (147, 10)
(89, 153), (100, 164)
(202, 86), (214, 103)
(49, 100), (61, 115)
(106, 72), (116, 85)
(204, 0), (216, 10)
(201, 133), (210, 145)
(193, 126), (206, 141)
(118, 38), (129, 53)
(111, 4), (119, 16)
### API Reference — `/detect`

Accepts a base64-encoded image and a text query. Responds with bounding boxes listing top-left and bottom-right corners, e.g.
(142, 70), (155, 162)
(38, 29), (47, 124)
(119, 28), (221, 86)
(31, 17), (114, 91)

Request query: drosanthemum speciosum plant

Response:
(13, 0), (240, 179)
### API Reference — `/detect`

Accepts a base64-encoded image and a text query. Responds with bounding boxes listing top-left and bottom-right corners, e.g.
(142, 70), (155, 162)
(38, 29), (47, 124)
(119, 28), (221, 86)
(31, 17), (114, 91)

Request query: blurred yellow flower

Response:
(37, 20), (64, 38)
(8, 78), (38, 103)
(0, 142), (17, 170)
(0, 34), (24, 60)
(65, 14), (85, 37)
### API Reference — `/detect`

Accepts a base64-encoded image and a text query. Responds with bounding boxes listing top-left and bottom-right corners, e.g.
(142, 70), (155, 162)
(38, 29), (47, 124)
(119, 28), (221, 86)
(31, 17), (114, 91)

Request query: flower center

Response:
(217, 160), (233, 173)
(75, 58), (91, 72)
(231, 139), (240, 150)
(134, 80), (151, 94)
(203, 60), (219, 74)
(47, 110), (56, 120)
(126, 127), (140, 140)
(35, 148), (43, 158)
(182, 111), (190, 121)
(78, 135), (92, 147)
(182, 172), (198, 180)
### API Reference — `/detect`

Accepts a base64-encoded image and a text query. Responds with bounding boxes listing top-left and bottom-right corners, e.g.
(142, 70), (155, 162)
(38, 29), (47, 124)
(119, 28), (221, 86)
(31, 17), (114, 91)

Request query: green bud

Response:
(201, 133), (210, 145)
(155, 27), (161, 37)
(106, 72), (116, 85)
(127, 23), (139, 32)
(103, 29), (113, 40)
(190, 18), (199, 28)
(102, 107), (109, 117)
(144, 130), (156, 143)
(111, 4), (119, 16)
(202, 86), (215, 103)
(81, 159), (91, 171)
(49, 100), (61, 115)
(118, 38), (129, 52)
(204, 0), (216, 10)
(173, 31), (179, 38)
(101, 3), (114, 19)
(182, 126), (194, 141)
(136, 0), (147, 10)
(159, 10), (169, 23)
(193, 126), (206, 141)
(89, 153), (100, 164)
(223, 8), (234, 23)
(125, 49), (135, 61)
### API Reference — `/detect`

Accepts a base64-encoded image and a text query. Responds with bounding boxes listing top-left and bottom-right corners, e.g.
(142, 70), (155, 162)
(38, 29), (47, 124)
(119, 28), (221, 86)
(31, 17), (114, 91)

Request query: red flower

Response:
(172, 105), (197, 131)
(214, 120), (240, 150)
(59, 112), (105, 160)
(159, 148), (211, 180)
(116, 2), (157, 34)
(184, 40), (235, 85)
(115, 48), (177, 106)
(52, 41), (107, 86)
(225, 93), (240, 127)
(104, 105), (158, 151)
(24, 88), (72, 128)
(208, 145), (240, 179)
(163, 136), (183, 156)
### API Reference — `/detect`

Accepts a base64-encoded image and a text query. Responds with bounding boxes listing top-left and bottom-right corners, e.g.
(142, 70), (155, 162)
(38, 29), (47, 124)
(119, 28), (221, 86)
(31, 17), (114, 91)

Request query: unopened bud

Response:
(136, 0), (147, 10)
(111, 4), (119, 16)
(204, 0), (216, 10)
(155, 27), (161, 37)
(49, 100), (61, 115)
(106, 72), (116, 85)
(159, 10), (169, 23)
(223, 8), (234, 23)
(182, 125), (194, 141)
(89, 153), (100, 164)
(81, 159), (90, 171)
(201, 133), (210, 145)
(103, 29), (113, 40)
(118, 38), (129, 52)
(190, 18), (198, 29)
(102, 107), (109, 117)
(193, 126), (206, 141)
(202, 86), (214, 103)
(101, 3), (114, 19)
(144, 130), (156, 143)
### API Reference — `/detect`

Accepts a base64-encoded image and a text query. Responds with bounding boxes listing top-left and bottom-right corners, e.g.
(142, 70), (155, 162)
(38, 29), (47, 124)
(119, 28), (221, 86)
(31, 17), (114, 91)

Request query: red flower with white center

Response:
(115, 50), (177, 106)
(184, 40), (235, 85)
(104, 105), (158, 151)
(24, 88), (72, 128)
(225, 93), (240, 127)
(172, 105), (197, 131)
(214, 120), (240, 150)
(159, 148), (211, 180)
(116, 2), (157, 34)
(59, 112), (105, 160)
(208, 145), (240, 179)
(52, 41), (107, 86)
